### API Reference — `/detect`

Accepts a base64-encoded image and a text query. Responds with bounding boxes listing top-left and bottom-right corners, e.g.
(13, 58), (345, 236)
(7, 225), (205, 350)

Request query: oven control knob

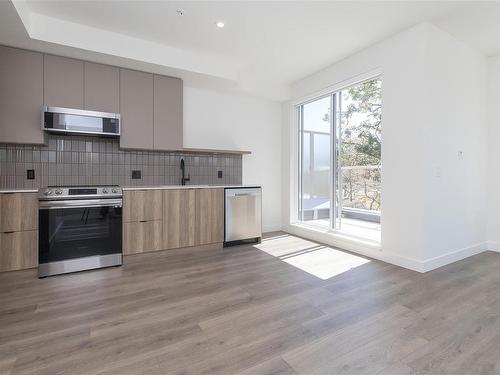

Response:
(55, 189), (62, 195)
(102, 189), (109, 194)
(111, 188), (118, 194)
(44, 190), (52, 196)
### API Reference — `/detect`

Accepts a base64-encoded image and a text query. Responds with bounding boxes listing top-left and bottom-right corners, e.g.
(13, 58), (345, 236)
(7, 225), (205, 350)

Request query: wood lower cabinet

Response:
(0, 193), (38, 232)
(122, 190), (163, 222)
(163, 189), (196, 250)
(195, 188), (224, 245)
(0, 231), (38, 272)
(122, 187), (224, 257)
(0, 192), (39, 272)
(123, 220), (163, 255)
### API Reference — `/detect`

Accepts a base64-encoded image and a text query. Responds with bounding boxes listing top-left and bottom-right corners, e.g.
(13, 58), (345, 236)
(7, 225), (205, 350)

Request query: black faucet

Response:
(180, 158), (190, 185)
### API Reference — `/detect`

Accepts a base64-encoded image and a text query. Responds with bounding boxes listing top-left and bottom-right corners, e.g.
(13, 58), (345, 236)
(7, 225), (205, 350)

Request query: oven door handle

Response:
(39, 199), (123, 210)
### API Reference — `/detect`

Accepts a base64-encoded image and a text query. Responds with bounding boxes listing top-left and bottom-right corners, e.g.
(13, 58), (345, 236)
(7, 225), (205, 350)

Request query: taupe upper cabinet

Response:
(84, 62), (120, 113)
(43, 54), (84, 109)
(154, 75), (183, 150)
(119, 68), (154, 149)
(0, 46), (44, 144)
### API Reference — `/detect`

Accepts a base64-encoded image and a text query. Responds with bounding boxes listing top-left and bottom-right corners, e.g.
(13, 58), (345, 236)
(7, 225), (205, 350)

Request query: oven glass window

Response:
(39, 206), (122, 263)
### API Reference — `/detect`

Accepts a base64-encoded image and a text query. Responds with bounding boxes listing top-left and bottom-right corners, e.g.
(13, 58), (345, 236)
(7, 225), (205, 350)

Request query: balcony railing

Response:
(341, 165), (381, 214)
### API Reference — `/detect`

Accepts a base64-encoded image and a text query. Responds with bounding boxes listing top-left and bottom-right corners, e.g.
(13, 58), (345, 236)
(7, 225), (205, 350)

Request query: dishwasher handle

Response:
(225, 188), (261, 197)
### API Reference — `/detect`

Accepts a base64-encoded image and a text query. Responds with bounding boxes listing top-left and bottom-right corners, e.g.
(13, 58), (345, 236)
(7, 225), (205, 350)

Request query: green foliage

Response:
(340, 78), (382, 212)
(341, 79), (381, 167)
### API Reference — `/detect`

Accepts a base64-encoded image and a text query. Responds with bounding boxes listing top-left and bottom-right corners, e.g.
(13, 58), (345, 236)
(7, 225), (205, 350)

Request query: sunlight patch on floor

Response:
(255, 234), (370, 280)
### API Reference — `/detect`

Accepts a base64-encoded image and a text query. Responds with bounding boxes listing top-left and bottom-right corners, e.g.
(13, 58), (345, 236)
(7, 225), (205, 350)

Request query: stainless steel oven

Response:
(38, 186), (122, 277)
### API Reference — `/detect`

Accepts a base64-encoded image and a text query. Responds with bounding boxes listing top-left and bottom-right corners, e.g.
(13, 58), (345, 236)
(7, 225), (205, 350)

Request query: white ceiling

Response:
(2, 1), (500, 100)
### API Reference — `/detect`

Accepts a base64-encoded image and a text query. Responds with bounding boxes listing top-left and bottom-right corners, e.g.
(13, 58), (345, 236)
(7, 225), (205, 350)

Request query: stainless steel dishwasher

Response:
(224, 187), (262, 246)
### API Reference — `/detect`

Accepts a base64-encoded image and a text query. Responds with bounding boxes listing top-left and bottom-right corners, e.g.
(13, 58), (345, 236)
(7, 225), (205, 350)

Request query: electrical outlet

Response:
(26, 169), (35, 180)
(131, 170), (142, 179)
(217, 170), (223, 178)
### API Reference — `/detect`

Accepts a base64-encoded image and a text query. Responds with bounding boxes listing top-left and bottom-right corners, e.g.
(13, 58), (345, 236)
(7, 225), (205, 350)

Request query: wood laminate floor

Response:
(1, 232), (500, 375)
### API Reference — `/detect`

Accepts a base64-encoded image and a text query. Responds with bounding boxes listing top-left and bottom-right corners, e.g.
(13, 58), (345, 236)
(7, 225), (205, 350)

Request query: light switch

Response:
(435, 167), (441, 178)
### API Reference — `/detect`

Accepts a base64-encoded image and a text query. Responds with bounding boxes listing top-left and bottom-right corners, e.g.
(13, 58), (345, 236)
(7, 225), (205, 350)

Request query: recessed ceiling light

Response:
(216, 21), (225, 28)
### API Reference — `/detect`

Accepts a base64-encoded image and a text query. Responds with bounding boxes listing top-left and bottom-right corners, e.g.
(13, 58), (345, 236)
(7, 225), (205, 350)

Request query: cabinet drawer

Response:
(123, 220), (163, 255)
(122, 190), (163, 222)
(0, 230), (38, 272)
(0, 193), (38, 232)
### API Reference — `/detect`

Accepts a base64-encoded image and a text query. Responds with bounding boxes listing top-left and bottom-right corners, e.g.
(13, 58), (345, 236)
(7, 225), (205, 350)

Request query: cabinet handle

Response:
(139, 220), (147, 223)
(2, 231), (15, 234)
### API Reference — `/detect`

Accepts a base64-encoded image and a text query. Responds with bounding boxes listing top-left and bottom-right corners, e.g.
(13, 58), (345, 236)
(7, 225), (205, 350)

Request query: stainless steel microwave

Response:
(42, 106), (120, 137)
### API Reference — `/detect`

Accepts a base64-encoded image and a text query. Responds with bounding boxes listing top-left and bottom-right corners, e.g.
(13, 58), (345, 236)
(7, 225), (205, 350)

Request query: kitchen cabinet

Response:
(119, 68), (154, 149)
(195, 188), (224, 245)
(122, 190), (163, 255)
(0, 192), (38, 272)
(154, 75), (183, 150)
(1, 46), (188, 152)
(0, 230), (38, 272)
(123, 220), (162, 255)
(162, 189), (195, 250)
(122, 190), (163, 222)
(122, 187), (224, 256)
(84, 62), (120, 113)
(43, 54), (84, 109)
(0, 46), (44, 144)
(0, 193), (38, 232)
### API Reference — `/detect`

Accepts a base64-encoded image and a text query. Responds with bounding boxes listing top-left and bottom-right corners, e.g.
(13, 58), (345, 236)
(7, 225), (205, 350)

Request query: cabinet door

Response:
(123, 221), (162, 255)
(0, 46), (44, 144)
(0, 193), (38, 232)
(84, 62), (120, 113)
(119, 69), (154, 149)
(154, 75), (183, 150)
(0, 230), (38, 272)
(163, 189), (195, 249)
(43, 54), (84, 109)
(195, 188), (224, 245)
(122, 190), (163, 222)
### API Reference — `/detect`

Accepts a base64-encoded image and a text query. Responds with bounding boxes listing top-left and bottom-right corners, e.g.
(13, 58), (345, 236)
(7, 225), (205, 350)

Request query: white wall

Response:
(183, 86), (283, 232)
(283, 23), (488, 272)
(285, 24), (429, 269)
(421, 24), (487, 266)
(487, 56), (500, 249)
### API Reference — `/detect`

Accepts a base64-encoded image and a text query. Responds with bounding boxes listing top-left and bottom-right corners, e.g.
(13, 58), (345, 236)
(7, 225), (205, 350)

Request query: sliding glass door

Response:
(297, 77), (381, 241)
(298, 95), (333, 228)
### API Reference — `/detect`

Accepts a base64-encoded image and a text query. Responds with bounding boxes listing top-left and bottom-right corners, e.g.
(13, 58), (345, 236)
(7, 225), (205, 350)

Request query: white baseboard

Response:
(283, 223), (422, 273)
(486, 241), (500, 252)
(420, 242), (487, 273)
(282, 224), (489, 273)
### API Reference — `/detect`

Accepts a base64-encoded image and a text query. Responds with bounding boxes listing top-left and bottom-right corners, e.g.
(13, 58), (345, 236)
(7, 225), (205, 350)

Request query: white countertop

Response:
(0, 185), (261, 193)
(121, 185), (261, 191)
(0, 189), (38, 193)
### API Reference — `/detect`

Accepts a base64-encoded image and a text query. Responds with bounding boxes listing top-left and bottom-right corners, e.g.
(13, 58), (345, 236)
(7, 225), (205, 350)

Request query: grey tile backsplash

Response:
(0, 134), (242, 189)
